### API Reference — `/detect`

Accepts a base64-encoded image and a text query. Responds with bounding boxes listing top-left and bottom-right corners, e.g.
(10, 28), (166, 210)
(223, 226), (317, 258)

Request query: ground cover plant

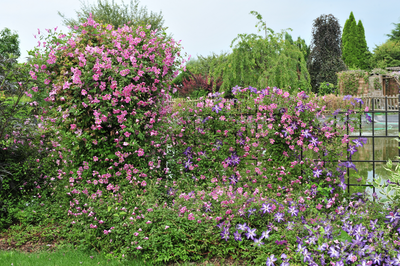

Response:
(2, 16), (400, 266)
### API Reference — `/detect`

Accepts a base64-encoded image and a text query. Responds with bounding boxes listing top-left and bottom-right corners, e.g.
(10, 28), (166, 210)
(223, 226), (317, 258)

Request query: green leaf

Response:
(113, 214), (119, 217)
(387, 159), (393, 169)
(335, 230), (352, 242)
(108, 206), (111, 212)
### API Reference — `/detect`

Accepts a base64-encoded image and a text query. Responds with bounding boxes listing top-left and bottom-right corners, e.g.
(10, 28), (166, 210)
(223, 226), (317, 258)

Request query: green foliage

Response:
(337, 70), (368, 96)
(285, 34), (311, 64)
(209, 11), (311, 97)
(373, 76), (383, 90)
(187, 53), (229, 78)
(342, 13), (370, 70)
(0, 28), (20, 59)
(58, 0), (170, 38)
(318, 81), (337, 96)
(0, 53), (57, 228)
(307, 14), (346, 93)
(284, 32), (294, 44)
(342, 12), (359, 69)
(357, 20), (370, 70)
(295, 36), (310, 64)
(368, 133), (400, 209)
(370, 40), (400, 68)
(387, 18), (400, 42)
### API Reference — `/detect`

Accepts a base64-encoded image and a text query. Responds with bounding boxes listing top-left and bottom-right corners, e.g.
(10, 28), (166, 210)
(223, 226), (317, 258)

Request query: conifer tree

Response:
(357, 20), (369, 70)
(342, 12), (359, 68)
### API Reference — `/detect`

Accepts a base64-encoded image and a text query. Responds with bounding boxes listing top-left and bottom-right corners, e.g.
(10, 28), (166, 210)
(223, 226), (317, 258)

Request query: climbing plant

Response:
(373, 77), (382, 90)
(337, 70), (369, 95)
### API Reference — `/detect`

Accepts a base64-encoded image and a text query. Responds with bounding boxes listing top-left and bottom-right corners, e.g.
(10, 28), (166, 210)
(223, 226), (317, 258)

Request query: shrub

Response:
(318, 81), (337, 96)
(178, 73), (222, 99)
(0, 54), (57, 228)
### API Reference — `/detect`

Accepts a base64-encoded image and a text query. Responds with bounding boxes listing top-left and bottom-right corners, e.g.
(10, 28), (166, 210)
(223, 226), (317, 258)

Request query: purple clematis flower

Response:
(385, 211), (400, 223)
(266, 254), (277, 266)
(347, 145), (358, 155)
(313, 168), (323, 178)
(225, 156), (233, 166)
(260, 230), (271, 240)
(231, 154), (240, 166)
(333, 108), (341, 116)
(274, 212), (285, 223)
(287, 206), (299, 217)
(260, 203), (272, 214)
(229, 174), (238, 185)
(301, 129), (312, 138)
(184, 159), (192, 169)
(236, 223), (248, 231)
(365, 113), (372, 123)
(233, 230), (242, 241)
(338, 181), (347, 190)
(183, 146), (192, 156)
(248, 86), (257, 93)
(214, 139), (222, 150)
(343, 95), (352, 101)
(220, 227), (230, 242)
(371, 253), (382, 265)
(354, 97), (364, 105)
(328, 246), (340, 259)
(245, 227), (257, 240)
(392, 253), (400, 265)
(248, 208), (257, 217)
(231, 85), (241, 95)
(253, 238), (264, 246)
(352, 139), (363, 147)
(212, 104), (222, 114)
(309, 136), (319, 147)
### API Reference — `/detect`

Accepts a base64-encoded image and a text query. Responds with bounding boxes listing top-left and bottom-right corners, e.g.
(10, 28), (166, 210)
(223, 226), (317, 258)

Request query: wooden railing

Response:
(353, 94), (400, 111)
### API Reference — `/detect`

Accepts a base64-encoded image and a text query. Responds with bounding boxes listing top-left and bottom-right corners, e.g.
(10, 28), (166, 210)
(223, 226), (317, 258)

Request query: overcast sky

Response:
(1, 0), (399, 63)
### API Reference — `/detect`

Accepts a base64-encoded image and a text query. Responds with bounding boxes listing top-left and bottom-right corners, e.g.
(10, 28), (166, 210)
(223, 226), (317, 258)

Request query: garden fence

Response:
(353, 94), (400, 111)
(166, 95), (400, 202)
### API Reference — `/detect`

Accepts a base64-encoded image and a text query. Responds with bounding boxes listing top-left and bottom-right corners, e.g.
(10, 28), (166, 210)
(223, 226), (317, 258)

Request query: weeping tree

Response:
(209, 11), (311, 97)
(307, 14), (346, 93)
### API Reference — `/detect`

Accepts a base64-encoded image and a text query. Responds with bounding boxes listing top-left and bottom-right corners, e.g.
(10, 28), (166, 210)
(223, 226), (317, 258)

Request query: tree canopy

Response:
(371, 40), (400, 68)
(58, 0), (170, 38)
(209, 11), (311, 97)
(0, 28), (20, 59)
(387, 19), (400, 42)
(307, 14), (346, 92)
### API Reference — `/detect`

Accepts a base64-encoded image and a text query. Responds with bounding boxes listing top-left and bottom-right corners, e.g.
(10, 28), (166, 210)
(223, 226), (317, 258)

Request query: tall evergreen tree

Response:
(342, 12), (359, 68)
(342, 12), (354, 67)
(307, 14), (346, 92)
(357, 20), (369, 70)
